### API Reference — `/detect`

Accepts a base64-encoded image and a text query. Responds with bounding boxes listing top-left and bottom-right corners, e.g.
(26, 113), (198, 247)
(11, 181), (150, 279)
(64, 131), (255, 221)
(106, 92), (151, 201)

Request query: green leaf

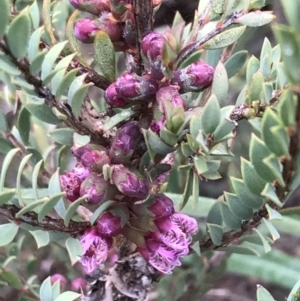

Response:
(207, 223), (223, 246)
(0, 137), (13, 154)
(0, 271), (22, 289)
(40, 277), (52, 301)
(203, 26), (246, 49)
(0, 223), (19, 246)
(261, 108), (289, 158)
(257, 285), (276, 301)
(262, 218), (280, 241)
(29, 0), (40, 30)
(263, 154), (285, 187)
(0, 111), (8, 132)
(16, 153), (33, 205)
(179, 50), (202, 69)
(16, 198), (48, 218)
(206, 201), (222, 226)
(201, 94), (221, 135)
(7, 8), (32, 58)
(25, 96), (59, 125)
(55, 68), (80, 100)
(249, 134), (276, 183)
(179, 169), (194, 210)
(28, 27), (44, 62)
(51, 53), (77, 95)
(42, 0), (56, 45)
(273, 24), (300, 85)
(160, 128), (178, 146)
(288, 279), (300, 301)
(49, 128), (74, 146)
(0, 189), (16, 205)
(103, 110), (134, 131)
(253, 229), (271, 253)
(280, 0), (300, 31)
(248, 71), (264, 102)
(225, 50), (248, 78)
(64, 195), (87, 226)
(220, 201), (241, 230)
(0, 0), (9, 38)
(49, 169), (66, 218)
(0, 55), (21, 76)
(190, 116), (202, 139)
(29, 230), (50, 248)
(38, 192), (65, 222)
(194, 156), (208, 175)
(41, 41), (68, 80)
(265, 204), (282, 220)
(225, 192), (253, 220)
(246, 55), (260, 84)
(94, 30), (116, 82)
(261, 183), (282, 208)
(241, 158), (266, 195)
(213, 118), (235, 142)
(29, 50), (48, 75)
(0, 148), (20, 191)
(54, 292), (81, 301)
(70, 83), (94, 117)
(231, 177), (264, 209)
(192, 172), (199, 207)
(220, 244), (261, 256)
(65, 238), (82, 265)
(148, 130), (175, 155)
(236, 11), (275, 27)
(212, 61), (228, 106)
(17, 107), (30, 145)
(278, 89), (297, 127)
(32, 160), (44, 201)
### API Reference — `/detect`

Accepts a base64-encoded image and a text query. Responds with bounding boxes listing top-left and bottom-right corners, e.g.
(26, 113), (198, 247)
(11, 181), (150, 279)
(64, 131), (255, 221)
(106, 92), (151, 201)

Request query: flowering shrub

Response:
(1, 0), (300, 300)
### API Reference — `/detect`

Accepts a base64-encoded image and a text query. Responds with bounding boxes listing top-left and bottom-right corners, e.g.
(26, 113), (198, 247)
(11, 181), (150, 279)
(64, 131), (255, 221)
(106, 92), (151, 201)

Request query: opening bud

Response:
(97, 211), (123, 237)
(104, 83), (128, 107)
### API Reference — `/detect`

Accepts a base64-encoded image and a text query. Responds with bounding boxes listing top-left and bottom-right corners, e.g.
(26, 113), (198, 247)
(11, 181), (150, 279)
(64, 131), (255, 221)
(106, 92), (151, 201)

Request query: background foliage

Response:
(1, 0), (300, 300)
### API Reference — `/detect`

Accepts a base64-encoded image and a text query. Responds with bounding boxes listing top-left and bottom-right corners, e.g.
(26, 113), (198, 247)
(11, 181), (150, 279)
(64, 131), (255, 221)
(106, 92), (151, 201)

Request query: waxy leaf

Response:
(225, 50), (248, 78)
(94, 31), (116, 82)
(66, 238), (82, 265)
(201, 94), (221, 135)
(49, 128), (74, 146)
(236, 11), (275, 27)
(203, 26), (246, 49)
(0, 0), (9, 38)
(257, 285), (276, 301)
(0, 224), (19, 246)
(212, 61), (228, 106)
(7, 8), (32, 58)
(225, 192), (253, 220)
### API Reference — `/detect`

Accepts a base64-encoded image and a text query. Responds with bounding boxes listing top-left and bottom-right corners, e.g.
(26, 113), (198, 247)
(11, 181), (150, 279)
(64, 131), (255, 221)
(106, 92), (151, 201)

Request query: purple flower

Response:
(170, 212), (198, 235)
(171, 61), (214, 92)
(60, 164), (89, 202)
(80, 227), (112, 273)
(71, 278), (87, 293)
(138, 237), (181, 274)
(148, 194), (175, 219)
(73, 144), (110, 172)
(142, 32), (165, 60)
(104, 83), (128, 107)
(97, 211), (123, 237)
(50, 274), (67, 288)
(109, 122), (141, 164)
(150, 118), (166, 134)
(69, 0), (110, 16)
(80, 172), (109, 204)
(112, 165), (149, 200)
(115, 72), (158, 100)
(74, 18), (99, 43)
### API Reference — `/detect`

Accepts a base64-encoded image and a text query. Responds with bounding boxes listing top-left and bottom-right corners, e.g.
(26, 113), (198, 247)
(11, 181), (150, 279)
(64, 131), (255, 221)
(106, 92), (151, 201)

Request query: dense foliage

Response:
(1, 0), (300, 300)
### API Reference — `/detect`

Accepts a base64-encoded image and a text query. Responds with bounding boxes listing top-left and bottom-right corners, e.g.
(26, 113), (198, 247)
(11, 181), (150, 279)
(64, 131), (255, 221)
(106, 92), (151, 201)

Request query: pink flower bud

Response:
(142, 32), (165, 60)
(80, 227), (112, 273)
(109, 122), (141, 164)
(50, 274), (67, 288)
(112, 165), (149, 200)
(115, 72), (158, 100)
(73, 144), (110, 172)
(104, 83), (128, 107)
(156, 86), (186, 111)
(96, 12), (123, 41)
(171, 61), (214, 92)
(71, 278), (87, 292)
(60, 164), (89, 202)
(80, 172), (109, 204)
(148, 194), (175, 219)
(74, 18), (99, 43)
(69, 0), (110, 16)
(97, 211), (123, 237)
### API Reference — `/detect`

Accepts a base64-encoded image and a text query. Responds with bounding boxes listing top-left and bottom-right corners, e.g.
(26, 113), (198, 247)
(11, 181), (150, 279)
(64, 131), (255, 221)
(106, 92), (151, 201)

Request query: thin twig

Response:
(0, 204), (90, 236)
(132, 0), (153, 75)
